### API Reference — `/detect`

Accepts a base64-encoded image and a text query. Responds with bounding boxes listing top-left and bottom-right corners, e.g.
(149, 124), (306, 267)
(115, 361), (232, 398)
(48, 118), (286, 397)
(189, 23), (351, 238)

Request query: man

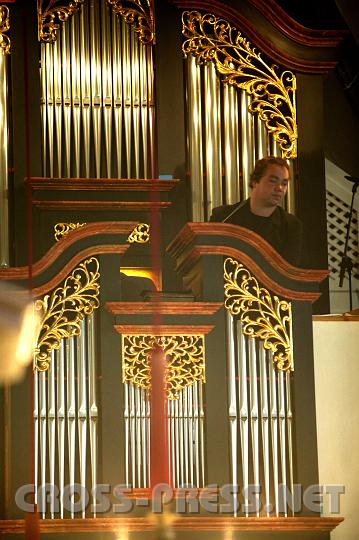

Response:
(210, 156), (303, 266)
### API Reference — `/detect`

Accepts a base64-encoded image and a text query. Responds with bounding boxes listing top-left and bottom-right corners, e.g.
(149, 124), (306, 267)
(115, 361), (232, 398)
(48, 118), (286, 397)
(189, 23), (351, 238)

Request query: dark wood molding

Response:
(106, 301), (223, 315)
(171, 0), (344, 73)
(246, 0), (349, 47)
(167, 222), (329, 284)
(0, 516), (344, 534)
(27, 177), (179, 192)
(0, 222), (136, 282)
(32, 201), (172, 210)
(114, 324), (215, 334)
(181, 245), (323, 302)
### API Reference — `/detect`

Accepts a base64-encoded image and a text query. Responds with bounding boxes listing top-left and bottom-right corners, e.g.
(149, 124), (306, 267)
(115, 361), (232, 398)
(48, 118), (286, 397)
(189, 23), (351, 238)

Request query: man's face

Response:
(251, 164), (289, 208)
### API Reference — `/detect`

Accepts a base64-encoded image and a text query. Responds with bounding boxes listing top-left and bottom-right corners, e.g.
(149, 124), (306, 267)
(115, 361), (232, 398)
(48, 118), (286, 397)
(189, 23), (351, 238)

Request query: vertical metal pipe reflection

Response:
(34, 365), (39, 506)
(204, 62), (222, 218)
(141, 388), (148, 487)
(40, 44), (47, 178)
(223, 84), (240, 204)
(146, 45), (156, 179)
(237, 323), (249, 516)
(199, 381), (205, 487)
(186, 56), (204, 221)
(80, 1), (91, 177)
(39, 371), (47, 518)
(226, 312), (238, 516)
(122, 19), (132, 178)
(87, 314), (98, 515)
(66, 337), (76, 519)
(278, 370), (287, 516)
(139, 42), (148, 178)
(62, 21), (72, 178)
(188, 385), (194, 486)
(135, 386), (142, 486)
(269, 352), (279, 516)
(0, 46), (9, 265)
(53, 36), (62, 178)
(77, 320), (88, 518)
(101, 0), (113, 178)
(286, 372), (294, 515)
(131, 28), (140, 178)
(112, 11), (123, 178)
(240, 91), (255, 200)
(90, 0), (102, 178)
(249, 338), (260, 517)
(48, 351), (56, 518)
(45, 43), (54, 178)
(57, 340), (66, 519)
(259, 342), (270, 516)
(124, 383), (130, 486)
(71, 11), (81, 178)
(129, 383), (136, 486)
(256, 118), (269, 161)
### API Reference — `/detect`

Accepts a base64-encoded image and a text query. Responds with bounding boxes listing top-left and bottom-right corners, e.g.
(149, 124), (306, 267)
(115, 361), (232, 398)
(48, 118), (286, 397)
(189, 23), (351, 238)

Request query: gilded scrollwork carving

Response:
(182, 11), (297, 159)
(38, 0), (85, 43)
(107, 0), (155, 45)
(223, 257), (293, 371)
(34, 257), (100, 371)
(0, 6), (10, 54)
(127, 223), (150, 243)
(54, 222), (86, 241)
(122, 334), (205, 399)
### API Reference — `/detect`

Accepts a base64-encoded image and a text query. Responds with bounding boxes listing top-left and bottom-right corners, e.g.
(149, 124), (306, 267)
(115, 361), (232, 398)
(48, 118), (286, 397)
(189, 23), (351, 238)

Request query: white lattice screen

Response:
(326, 189), (359, 280)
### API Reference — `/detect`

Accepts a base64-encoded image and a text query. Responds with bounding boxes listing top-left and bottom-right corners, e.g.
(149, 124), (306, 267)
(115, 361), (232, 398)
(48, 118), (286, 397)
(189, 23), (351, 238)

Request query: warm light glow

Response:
(0, 285), (39, 384)
(120, 267), (161, 291)
(16, 304), (40, 366)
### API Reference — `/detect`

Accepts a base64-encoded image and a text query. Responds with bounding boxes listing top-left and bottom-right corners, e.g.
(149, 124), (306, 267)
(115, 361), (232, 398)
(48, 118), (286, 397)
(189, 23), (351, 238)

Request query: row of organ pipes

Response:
(34, 315), (97, 518)
(34, 311), (295, 517)
(40, 0), (155, 179)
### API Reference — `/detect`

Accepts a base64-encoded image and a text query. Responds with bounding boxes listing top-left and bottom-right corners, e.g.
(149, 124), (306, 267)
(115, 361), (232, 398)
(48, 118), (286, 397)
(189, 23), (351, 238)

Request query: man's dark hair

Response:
(249, 156), (290, 188)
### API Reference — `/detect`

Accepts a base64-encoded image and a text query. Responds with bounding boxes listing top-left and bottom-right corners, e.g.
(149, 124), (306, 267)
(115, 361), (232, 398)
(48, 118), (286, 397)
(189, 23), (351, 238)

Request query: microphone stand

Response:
(338, 177), (359, 311)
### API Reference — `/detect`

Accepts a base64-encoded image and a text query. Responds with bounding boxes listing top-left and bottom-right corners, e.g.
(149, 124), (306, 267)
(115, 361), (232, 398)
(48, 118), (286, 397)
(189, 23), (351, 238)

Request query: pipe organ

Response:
(0, 0), (346, 536)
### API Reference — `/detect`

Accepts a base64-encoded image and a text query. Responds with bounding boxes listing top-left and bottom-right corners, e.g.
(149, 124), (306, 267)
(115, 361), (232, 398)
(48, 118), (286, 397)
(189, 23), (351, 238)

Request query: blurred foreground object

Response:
(0, 283), (39, 384)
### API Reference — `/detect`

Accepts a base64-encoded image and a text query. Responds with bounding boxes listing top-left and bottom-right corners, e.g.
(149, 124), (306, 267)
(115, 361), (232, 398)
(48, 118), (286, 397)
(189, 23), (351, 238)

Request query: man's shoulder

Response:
(210, 201), (246, 222)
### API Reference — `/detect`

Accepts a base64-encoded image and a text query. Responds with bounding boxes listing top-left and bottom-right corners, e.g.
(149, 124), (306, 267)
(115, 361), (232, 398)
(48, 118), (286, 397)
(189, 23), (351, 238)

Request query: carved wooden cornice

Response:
(106, 301), (223, 314)
(0, 516), (344, 534)
(170, 0), (344, 73)
(246, 0), (349, 48)
(167, 222), (329, 302)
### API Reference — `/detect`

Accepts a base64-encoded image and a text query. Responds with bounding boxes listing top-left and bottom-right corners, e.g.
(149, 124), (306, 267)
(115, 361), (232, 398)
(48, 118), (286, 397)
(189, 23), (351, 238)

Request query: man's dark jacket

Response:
(210, 199), (303, 266)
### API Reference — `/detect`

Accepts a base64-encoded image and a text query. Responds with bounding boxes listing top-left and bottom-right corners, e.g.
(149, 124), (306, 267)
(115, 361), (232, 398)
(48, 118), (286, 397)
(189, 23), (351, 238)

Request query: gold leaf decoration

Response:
(107, 0), (155, 45)
(54, 222), (86, 241)
(223, 257), (293, 371)
(127, 223), (150, 243)
(182, 11), (297, 159)
(38, 0), (85, 43)
(34, 257), (100, 371)
(0, 6), (10, 54)
(122, 334), (205, 399)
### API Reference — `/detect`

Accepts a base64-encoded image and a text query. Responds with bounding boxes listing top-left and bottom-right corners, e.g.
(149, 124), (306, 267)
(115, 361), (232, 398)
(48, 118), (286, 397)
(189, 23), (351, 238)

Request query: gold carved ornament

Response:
(38, 0), (85, 42)
(107, 0), (155, 45)
(0, 6), (10, 54)
(182, 11), (297, 159)
(223, 257), (293, 371)
(54, 222), (86, 241)
(127, 223), (150, 243)
(34, 257), (100, 371)
(122, 334), (205, 399)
